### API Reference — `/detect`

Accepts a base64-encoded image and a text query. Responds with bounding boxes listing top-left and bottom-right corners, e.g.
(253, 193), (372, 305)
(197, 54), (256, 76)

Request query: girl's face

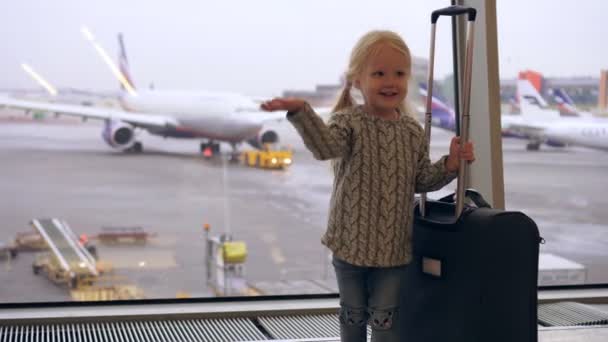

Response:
(354, 44), (410, 118)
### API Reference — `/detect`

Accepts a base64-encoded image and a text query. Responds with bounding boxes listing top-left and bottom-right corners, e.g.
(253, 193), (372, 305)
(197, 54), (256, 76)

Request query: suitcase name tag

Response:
(422, 256), (442, 277)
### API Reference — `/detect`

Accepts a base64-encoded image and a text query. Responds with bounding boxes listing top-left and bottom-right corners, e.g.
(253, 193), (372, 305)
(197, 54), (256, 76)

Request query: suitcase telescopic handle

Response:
(438, 189), (491, 209)
(431, 5), (477, 24)
(420, 5), (477, 220)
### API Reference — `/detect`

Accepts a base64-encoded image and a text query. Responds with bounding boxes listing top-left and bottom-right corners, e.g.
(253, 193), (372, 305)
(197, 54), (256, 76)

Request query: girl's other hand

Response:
(260, 98), (306, 112)
(446, 136), (475, 173)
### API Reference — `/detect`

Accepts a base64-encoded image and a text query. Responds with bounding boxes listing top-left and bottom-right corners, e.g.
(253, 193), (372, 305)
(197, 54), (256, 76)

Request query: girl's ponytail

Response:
(331, 81), (355, 114)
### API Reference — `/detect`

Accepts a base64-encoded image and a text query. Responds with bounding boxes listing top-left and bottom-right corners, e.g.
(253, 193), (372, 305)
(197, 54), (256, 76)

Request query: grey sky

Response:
(1, 0), (606, 97)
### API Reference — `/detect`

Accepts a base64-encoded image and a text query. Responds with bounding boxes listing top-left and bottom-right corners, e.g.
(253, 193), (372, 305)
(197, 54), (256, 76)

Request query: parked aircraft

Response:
(550, 88), (593, 118)
(0, 34), (286, 155)
(510, 80), (608, 151)
(419, 80), (608, 151)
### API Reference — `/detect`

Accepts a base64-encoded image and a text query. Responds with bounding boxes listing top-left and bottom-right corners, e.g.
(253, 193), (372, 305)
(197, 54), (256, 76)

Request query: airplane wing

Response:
(0, 95), (179, 129)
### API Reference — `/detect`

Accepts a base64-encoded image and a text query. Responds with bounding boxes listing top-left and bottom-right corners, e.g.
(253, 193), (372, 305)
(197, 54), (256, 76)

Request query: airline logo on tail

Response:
(516, 79), (561, 121)
(118, 33), (136, 91)
(418, 84), (456, 132)
(550, 88), (581, 117)
(516, 76), (586, 118)
(515, 79), (548, 109)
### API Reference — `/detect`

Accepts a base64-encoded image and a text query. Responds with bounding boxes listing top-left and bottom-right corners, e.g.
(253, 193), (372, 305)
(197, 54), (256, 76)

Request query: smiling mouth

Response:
(380, 91), (398, 97)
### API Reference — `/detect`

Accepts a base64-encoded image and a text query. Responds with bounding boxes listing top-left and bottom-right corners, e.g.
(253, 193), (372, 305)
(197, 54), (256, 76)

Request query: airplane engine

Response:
(247, 129), (279, 149)
(545, 139), (567, 148)
(102, 119), (135, 149)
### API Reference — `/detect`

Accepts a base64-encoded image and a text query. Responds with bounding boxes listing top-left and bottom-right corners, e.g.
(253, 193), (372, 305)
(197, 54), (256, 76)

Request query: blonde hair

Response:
(332, 30), (413, 116)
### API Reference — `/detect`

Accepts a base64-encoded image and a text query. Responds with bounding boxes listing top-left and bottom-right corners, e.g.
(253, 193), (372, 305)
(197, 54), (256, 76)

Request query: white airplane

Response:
(0, 34), (286, 155)
(499, 79), (562, 149)
(419, 80), (608, 152)
(506, 79), (608, 151)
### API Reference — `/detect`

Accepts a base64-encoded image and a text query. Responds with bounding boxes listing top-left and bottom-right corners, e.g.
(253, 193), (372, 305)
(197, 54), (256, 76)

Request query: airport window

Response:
(497, 1), (608, 287)
(0, 1), (461, 304)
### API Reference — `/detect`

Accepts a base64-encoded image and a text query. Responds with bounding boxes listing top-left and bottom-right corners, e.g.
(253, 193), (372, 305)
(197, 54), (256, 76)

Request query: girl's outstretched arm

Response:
(261, 98), (306, 113)
(261, 98), (351, 160)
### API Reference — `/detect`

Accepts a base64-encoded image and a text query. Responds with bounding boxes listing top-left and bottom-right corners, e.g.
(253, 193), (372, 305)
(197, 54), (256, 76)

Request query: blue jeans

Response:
(332, 255), (407, 342)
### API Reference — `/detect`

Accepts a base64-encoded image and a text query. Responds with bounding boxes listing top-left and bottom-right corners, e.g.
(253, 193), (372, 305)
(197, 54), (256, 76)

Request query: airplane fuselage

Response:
(544, 120), (608, 151)
(119, 90), (265, 142)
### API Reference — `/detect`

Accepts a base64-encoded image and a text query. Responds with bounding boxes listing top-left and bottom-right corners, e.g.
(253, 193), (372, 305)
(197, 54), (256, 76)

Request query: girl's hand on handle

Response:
(446, 136), (475, 173)
(260, 98), (306, 113)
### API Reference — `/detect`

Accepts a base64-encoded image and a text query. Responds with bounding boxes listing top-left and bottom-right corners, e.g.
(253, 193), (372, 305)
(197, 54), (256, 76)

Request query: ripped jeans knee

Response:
(339, 305), (368, 327)
(368, 307), (397, 331)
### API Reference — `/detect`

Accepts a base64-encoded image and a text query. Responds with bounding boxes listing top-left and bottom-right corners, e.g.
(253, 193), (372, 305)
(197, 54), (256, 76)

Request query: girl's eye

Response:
(397, 71), (406, 77)
(372, 71), (384, 77)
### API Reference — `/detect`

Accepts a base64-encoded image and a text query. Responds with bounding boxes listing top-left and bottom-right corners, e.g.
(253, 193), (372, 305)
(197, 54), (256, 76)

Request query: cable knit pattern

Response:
(287, 104), (457, 267)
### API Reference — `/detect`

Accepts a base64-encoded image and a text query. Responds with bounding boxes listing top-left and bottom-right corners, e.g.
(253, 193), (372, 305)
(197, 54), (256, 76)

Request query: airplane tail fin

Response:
(516, 79), (560, 121)
(118, 33), (136, 91)
(550, 88), (581, 117)
(516, 79), (548, 109)
(418, 83), (456, 132)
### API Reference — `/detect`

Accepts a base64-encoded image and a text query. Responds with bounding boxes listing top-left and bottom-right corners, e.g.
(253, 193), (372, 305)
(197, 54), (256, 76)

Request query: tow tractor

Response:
(240, 143), (293, 169)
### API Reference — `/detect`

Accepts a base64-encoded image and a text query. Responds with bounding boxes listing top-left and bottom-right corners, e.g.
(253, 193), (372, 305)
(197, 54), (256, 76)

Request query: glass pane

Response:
(0, 0), (453, 303)
(497, 1), (608, 286)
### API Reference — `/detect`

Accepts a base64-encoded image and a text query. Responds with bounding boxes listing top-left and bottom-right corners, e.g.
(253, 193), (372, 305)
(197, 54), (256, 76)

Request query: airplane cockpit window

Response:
(497, 0), (608, 287)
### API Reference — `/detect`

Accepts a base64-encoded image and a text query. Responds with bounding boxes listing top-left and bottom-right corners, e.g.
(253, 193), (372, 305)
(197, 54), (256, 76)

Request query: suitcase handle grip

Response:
(431, 5), (477, 23)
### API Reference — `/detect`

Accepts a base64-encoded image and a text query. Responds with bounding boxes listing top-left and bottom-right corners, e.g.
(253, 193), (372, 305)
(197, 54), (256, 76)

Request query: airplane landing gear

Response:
(526, 141), (541, 151)
(200, 141), (220, 157)
(229, 142), (240, 163)
(125, 141), (143, 153)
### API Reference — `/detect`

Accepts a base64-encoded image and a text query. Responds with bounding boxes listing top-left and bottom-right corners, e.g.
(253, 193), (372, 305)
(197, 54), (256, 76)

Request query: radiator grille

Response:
(0, 318), (267, 342)
(538, 302), (608, 327)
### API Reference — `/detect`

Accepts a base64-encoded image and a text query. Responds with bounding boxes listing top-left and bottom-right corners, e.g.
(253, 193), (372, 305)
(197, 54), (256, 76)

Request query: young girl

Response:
(261, 30), (474, 342)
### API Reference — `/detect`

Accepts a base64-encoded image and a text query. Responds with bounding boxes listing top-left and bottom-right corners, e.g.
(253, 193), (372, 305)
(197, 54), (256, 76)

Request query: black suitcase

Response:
(400, 6), (541, 342)
(401, 191), (541, 342)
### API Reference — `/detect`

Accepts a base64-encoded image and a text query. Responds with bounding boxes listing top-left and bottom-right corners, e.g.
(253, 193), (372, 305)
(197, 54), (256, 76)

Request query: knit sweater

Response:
(287, 103), (457, 267)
